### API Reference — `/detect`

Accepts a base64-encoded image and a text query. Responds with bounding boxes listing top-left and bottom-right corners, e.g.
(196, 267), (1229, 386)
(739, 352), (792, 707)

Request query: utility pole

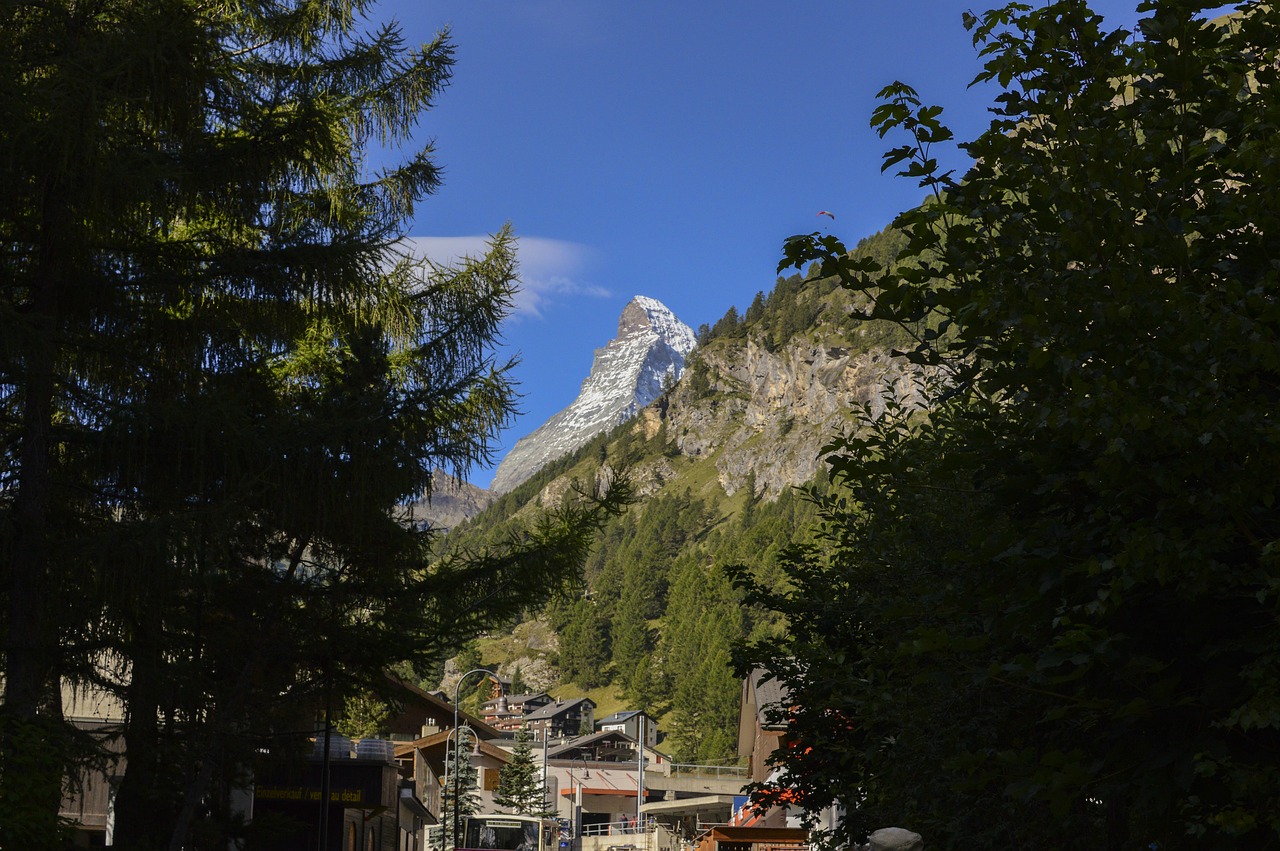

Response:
(635, 714), (645, 835)
(541, 729), (549, 814)
(318, 663), (333, 851)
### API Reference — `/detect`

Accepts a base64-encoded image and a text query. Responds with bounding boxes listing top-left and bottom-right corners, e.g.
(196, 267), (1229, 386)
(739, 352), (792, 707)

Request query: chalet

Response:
(58, 682), (127, 848)
(248, 676), (483, 851)
(549, 729), (648, 764)
(382, 675), (498, 742)
(694, 826), (809, 851)
(596, 709), (658, 748)
(52, 673), (451, 849)
(737, 669), (788, 790)
(392, 730), (512, 819)
(481, 691), (553, 732)
(734, 668), (840, 836)
(543, 733), (668, 839)
(524, 696), (596, 740)
(734, 668), (792, 829)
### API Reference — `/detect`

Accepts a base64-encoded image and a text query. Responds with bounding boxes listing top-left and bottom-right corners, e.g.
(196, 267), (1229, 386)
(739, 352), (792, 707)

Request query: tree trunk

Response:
(111, 635), (179, 851)
(0, 177), (70, 849)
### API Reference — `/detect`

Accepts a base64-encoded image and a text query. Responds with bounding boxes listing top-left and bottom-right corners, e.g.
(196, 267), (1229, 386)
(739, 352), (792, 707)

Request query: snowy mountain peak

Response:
(619, 296), (697, 355)
(489, 296), (696, 495)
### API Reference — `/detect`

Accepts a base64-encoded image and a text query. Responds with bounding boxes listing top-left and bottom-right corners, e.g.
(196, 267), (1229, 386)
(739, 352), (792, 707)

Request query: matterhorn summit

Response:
(490, 296), (696, 495)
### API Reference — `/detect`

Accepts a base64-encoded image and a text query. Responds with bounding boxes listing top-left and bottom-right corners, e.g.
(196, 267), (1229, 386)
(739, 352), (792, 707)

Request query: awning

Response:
(399, 791), (434, 822)
(639, 794), (737, 817)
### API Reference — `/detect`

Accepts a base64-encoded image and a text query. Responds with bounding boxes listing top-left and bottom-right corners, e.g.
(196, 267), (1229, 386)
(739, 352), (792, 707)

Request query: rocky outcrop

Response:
(490, 296), (696, 495)
(661, 338), (920, 499)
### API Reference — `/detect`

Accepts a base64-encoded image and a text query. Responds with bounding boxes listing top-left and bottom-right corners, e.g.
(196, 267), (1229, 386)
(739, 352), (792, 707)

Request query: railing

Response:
(581, 818), (656, 837)
(665, 762), (749, 780)
(578, 819), (685, 851)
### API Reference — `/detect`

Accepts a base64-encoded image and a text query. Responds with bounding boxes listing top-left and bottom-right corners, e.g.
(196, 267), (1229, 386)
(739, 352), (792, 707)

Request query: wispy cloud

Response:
(403, 235), (609, 319)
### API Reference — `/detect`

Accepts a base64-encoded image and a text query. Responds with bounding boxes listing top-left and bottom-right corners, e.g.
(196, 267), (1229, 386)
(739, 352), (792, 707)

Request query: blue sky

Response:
(374, 0), (1182, 488)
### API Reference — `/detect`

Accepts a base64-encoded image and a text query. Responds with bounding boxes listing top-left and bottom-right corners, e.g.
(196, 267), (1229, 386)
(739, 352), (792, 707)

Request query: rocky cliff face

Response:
(630, 337), (920, 501)
(675, 339), (917, 497)
(489, 295), (696, 495)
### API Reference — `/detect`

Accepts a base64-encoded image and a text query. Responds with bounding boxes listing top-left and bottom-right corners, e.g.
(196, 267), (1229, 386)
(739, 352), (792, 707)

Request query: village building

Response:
(596, 709), (658, 748)
(523, 697), (596, 740)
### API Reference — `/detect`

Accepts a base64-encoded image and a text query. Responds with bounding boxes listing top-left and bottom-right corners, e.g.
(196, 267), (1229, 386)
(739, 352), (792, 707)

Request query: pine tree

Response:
(443, 739), (481, 848)
(661, 554), (743, 763)
(494, 728), (551, 815)
(559, 599), (612, 689)
(510, 665), (528, 697)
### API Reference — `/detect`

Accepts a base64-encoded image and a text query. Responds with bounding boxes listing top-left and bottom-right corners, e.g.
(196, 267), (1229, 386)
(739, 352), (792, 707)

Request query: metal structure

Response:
(635, 714), (645, 830)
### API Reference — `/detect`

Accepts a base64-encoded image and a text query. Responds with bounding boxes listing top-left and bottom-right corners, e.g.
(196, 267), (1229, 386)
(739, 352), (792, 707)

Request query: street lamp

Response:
(443, 726), (479, 849)
(567, 757), (590, 850)
(449, 668), (507, 851)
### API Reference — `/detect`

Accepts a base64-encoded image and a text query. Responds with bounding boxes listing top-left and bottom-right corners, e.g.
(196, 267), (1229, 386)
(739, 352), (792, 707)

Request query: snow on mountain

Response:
(489, 296), (696, 495)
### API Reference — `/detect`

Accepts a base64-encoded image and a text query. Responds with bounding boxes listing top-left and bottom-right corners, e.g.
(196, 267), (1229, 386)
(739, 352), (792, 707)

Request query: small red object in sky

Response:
(817, 211), (835, 220)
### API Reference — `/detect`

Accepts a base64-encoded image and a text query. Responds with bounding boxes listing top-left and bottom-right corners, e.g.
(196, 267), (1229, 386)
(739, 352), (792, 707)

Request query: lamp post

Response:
(539, 727), (549, 816)
(443, 726), (479, 851)
(450, 668), (507, 851)
(567, 757), (590, 851)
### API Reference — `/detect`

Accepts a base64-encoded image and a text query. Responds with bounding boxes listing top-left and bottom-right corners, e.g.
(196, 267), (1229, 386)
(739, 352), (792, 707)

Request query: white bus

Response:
(460, 814), (561, 851)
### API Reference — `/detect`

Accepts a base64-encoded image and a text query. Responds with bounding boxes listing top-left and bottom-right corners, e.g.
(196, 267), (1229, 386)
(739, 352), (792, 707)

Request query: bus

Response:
(460, 814), (561, 851)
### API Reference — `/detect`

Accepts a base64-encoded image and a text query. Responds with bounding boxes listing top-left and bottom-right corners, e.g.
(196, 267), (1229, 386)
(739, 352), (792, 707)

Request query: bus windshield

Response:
(464, 818), (539, 851)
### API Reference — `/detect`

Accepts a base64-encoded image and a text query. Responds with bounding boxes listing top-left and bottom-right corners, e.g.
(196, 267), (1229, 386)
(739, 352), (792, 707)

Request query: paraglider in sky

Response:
(817, 210), (835, 220)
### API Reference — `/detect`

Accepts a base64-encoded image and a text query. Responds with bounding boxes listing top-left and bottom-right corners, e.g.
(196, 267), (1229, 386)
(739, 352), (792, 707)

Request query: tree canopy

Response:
(0, 1), (624, 848)
(736, 1), (1280, 848)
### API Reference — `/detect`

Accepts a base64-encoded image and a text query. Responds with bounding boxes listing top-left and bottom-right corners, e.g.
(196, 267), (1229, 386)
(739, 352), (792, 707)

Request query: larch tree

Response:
(0, 1), (626, 848)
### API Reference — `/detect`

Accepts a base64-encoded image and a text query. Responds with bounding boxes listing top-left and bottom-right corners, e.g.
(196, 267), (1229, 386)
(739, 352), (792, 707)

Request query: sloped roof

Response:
(524, 697), (595, 721)
(597, 710), (643, 725)
(481, 692), (550, 711)
(392, 728), (511, 763)
(694, 825), (808, 851)
(488, 692), (549, 704)
(749, 668), (790, 731)
(387, 674), (501, 737)
(547, 729), (634, 758)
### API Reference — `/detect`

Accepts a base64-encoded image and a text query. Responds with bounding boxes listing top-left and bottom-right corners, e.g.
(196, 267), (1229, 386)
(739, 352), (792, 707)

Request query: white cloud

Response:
(402, 235), (609, 319)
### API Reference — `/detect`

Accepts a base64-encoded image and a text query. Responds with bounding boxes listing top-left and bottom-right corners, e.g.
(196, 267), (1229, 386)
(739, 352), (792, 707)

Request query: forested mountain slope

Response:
(435, 226), (911, 762)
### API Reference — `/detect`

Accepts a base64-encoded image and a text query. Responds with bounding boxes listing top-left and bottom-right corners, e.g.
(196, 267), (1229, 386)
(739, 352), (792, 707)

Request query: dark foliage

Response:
(737, 2), (1280, 849)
